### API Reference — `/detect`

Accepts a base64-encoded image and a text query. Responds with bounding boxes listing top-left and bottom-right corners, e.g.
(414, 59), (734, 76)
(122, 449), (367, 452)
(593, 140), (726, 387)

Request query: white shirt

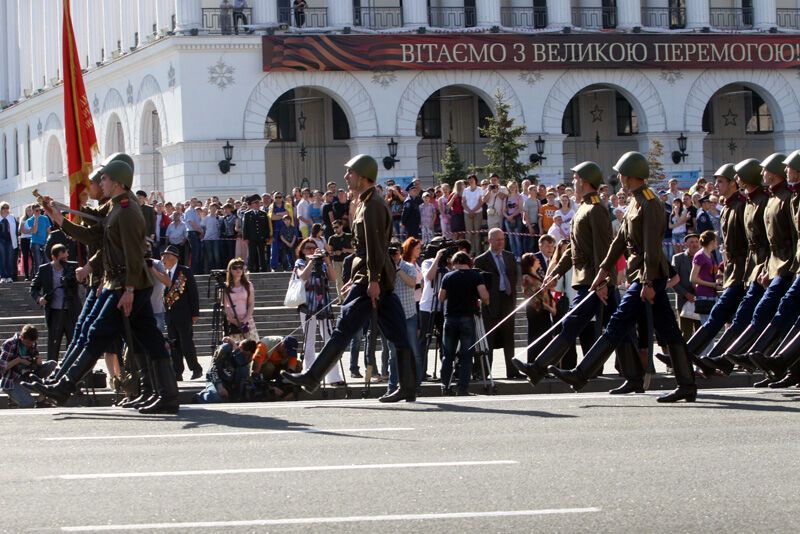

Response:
(0, 214), (18, 249)
(296, 199), (311, 226)
(548, 222), (569, 243)
(462, 186), (483, 212)
(150, 259), (167, 314)
(419, 258), (437, 313)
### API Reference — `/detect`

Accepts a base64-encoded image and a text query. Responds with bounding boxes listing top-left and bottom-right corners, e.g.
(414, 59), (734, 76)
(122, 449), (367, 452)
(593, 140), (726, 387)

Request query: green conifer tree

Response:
(434, 140), (467, 187)
(480, 90), (532, 183)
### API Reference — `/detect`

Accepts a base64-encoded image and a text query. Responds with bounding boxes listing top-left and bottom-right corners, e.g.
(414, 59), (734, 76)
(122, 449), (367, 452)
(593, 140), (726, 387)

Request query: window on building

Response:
(332, 99), (350, 140)
(265, 90), (297, 142)
(277, 0), (291, 24)
(669, 0), (686, 28)
(2, 135), (6, 180)
(616, 93), (638, 136)
(562, 96), (580, 137)
(478, 98), (493, 138)
(13, 130), (18, 176)
(745, 91), (773, 134)
(26, 126), (31, 172)
(702, 101), (714, 134)
(742, 0), (753, 26)
(416, 91), (442, 139)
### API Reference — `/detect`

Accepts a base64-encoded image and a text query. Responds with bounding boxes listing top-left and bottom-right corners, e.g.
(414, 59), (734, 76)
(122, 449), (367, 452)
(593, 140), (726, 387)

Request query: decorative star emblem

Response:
(518, 71), (543, 86)
(659, 69), (683, 85)
(590, 104), (603, 123)
(371, 69), (397, 88)
(207, 58), (235, 91)
(728, 139), (737, 155)
(168, 63), (176, 88)
(722, 108), (738, 126)
(299, 143), (307, 161)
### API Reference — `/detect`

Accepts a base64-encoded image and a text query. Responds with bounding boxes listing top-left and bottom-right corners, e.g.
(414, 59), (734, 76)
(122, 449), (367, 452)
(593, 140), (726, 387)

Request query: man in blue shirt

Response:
(25, 205), (51, 276)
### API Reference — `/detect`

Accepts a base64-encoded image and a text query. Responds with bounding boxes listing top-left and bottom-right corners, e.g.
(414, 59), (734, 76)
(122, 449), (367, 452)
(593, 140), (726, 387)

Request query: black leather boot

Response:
(281, 341), (347, 393)
(702, 327), (741, 361)
(139, 358), (180, 414)
(768, 372), (800, 388)
(512, 336), (570, 388)
(549, 336), (617, 392)
(610, 343), (644, 394)
(657, 342), (697, 403)
(719, 325), (759, 371)
(752, 376), (774, 388)
(512, 358), (546, 387)
(22, 348), (99, 405)
(379, 348), (417, 403)
(748, 326), (800, 379)
(119, 353), (155, 409)
(685, 326), (718, 379)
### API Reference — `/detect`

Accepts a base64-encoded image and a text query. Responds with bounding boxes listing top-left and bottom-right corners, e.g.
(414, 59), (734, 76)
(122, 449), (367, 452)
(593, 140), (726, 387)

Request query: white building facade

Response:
(2, 0), (800, 214)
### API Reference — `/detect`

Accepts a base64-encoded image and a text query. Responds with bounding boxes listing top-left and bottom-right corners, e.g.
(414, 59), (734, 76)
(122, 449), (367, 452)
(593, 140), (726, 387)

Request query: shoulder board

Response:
(590, 194), (600, 205)
(641, 188), (656, 201)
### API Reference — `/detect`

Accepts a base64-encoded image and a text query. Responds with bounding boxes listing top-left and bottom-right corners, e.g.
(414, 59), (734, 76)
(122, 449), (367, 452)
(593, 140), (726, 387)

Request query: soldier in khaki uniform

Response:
(549, 151), (696, 403)
(749, 149), (800, 387)
(512, 161), (643, 394)
(699, 159), (770, 374)
(282, 154), (417, 403)
(704, 154), (795, 375)
(667, 164), (748, 377)
(28, 159), (179, 414)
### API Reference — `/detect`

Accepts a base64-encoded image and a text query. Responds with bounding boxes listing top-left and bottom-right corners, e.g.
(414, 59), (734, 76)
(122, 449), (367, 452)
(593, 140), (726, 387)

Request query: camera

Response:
(490, 184), (497, 190)
(422, 238), (458, 261)
(210, 269), (227, 287)
(145, 258), (154, 268)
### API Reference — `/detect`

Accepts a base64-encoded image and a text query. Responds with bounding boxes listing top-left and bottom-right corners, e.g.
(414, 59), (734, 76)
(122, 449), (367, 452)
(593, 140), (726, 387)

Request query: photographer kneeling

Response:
(1, 325), (56, 408)
(437, 252), (489, 396)
(196, 338), (256, 404)
(251, 335), (300, 401)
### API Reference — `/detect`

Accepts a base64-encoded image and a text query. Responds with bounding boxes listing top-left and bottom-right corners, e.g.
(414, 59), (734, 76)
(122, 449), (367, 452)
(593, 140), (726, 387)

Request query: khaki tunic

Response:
(102, 192), (151, 290)
(719, 192), (748, 289)
(762, 181), (795, 280)
(351, 186), (395, 292)
(601, 185), (668, 283)
(742, 188), (769, 285)
(553, 192), (615, 287)
(790, 183), (800, 273)
(60, 202), (112, 287)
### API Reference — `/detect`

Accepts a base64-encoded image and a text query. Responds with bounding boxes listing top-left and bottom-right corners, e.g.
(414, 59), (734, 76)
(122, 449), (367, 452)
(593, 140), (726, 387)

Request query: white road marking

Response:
(60, 507), (601, 531)
(39, 426), (414, 442)
(49, 460), (517, 481)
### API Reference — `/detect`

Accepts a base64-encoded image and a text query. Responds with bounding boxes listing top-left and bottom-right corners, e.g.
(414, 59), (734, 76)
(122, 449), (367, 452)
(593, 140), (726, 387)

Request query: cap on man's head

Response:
(136, 190), (147, 198)
(246, 194), (261, 204)
(406, 183), (418, 192)
(658, 190), (668, 196)
(684, 233), (700, 242)
(700, 195), (712, 203)
(161, 245), (180, 258)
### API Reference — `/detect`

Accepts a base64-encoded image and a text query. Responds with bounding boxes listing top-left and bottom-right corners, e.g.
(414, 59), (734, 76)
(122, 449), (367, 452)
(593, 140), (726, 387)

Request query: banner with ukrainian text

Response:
(62, 0), (97, 211)
(263, 34), (800, 72)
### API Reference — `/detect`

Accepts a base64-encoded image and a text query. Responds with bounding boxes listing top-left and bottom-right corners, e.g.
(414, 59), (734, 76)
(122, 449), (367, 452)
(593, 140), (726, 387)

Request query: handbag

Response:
(679, 301), (701, 321)
(693, 298), (715, 316)
(284, 273), (307, 308)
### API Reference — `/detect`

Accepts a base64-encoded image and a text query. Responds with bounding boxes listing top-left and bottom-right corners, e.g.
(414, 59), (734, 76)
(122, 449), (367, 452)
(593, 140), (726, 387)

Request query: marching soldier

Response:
(699, 159), (770, 374)
(511, 161), (643, 394)
(548, 151), (696, 403)
(749, 149), (800, 387)
(242, 194), (270, 273)
(27, 159), (179, 414)
(668, 164), (747, 378)
(281, 154), (417, 403)
(704, 153), (794, 373)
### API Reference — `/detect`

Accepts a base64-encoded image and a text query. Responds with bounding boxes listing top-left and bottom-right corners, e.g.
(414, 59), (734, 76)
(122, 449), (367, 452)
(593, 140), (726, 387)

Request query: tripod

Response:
(299, 294), (350, 400)
(207, 274), (226, 353)
(472, 312), (498, 394)
(421, 266), (447, 381)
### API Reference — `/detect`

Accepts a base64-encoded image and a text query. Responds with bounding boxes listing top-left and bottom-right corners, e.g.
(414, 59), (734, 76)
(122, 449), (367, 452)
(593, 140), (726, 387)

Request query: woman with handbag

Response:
(222, 258), (259, 342)
(690, 230), (721, 324)
(293, 238), (345, 386)
(502, 181), (526, 260)
(521, 253), (556, 363)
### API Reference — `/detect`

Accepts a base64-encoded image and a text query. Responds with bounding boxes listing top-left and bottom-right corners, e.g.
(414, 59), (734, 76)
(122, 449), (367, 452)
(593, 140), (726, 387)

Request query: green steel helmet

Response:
(783, 150), (800, 172)
(100, 160), (134, 190)
(101, 152), (135, 174)
(760, 152), (787, 178)
(713, 163), (737, 182)
(570, 161), (604, 188)
(88, 166), (104, 184)
(344, 154), (378, 182)
(612, 151), (649, 180)
(734, 158), (763, 186)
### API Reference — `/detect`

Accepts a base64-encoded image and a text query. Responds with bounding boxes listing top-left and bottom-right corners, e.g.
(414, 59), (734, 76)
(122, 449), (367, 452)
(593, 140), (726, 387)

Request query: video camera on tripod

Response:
(422, 237), (459, 265)
(207, 269), (228, 351)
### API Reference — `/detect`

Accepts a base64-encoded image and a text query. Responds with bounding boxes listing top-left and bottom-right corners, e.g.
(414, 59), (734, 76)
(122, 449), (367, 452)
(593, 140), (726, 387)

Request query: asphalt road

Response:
(3, 388), (800, 533)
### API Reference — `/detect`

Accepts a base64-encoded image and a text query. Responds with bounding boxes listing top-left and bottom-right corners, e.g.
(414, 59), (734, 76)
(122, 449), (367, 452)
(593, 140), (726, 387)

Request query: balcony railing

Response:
(709, 7), (753, 30)
(640, 7), (686, 29)
(571, 7), (616, 29)
(354, 6), (403, 30)
(428, 6), (477, 28)
(201, 7), (252, 34)
(777, 8), (800, 29)
(278, 7), (328, 28)
(500, 6), (547, 28)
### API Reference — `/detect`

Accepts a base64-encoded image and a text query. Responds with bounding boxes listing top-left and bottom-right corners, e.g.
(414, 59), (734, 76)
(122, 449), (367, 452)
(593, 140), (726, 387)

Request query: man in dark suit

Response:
(136, 190), (156, 252)
(534, 234), (556, 278)
(671, 233), (701, 339)
(242, 194), (270, 273)
(30, 244), (79, 362)
(159, 245), (202, 380)
(474, 228), (520, 378)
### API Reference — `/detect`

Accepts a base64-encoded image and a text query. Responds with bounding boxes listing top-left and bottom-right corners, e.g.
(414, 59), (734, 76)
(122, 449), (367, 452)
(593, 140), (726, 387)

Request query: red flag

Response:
(62, 0), (98, 211)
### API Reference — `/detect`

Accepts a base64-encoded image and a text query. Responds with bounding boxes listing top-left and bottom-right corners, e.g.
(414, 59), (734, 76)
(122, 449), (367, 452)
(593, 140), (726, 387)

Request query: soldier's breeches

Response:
(768, 275), (800, 334)
(729, 283), (766, 331)
(701, 284), (746, 334)
(328, 284), (411, 351)
(604, 279), (682, 346)
(749, 274), (793, 330)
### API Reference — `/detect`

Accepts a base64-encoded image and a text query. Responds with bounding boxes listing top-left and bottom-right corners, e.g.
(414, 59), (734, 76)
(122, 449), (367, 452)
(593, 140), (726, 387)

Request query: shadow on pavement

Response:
(578, 391), (800, 414)
(307, 401), (577, 419)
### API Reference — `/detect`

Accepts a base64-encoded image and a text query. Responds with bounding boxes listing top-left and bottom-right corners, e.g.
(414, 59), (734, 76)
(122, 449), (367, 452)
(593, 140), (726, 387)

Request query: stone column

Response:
(137, 0), (154, 45)
(685, 0), (710, 29)
(72, 0), (88, 68)
(174, 0), (202, 34)
(753, 0), (777, 30)
(87, 0), (102, 67)
(156, 0), (174, 34)
(403, 0), (428, 27)
(616, 0), (641, 29)
(250, 0), (278, 30)
(17, 0), (32, 97)
(546, 0), (571, 28)
(102, 0), (120, 61)
(121, 0), (138, 51)
(43, 0), (59, 87)
(328, 0), (354, 28)
(31, 0), (44, 90)
(0, 0), (10, 105)
(6, 1), (20, 102)
(476, 0), (501, 27)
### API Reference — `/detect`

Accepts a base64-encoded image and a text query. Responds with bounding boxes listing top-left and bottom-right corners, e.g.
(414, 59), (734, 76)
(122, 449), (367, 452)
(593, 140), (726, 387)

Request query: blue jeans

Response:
(270, 221), (286, 270)
(188, 231), (203, 274)
(504, 215), (524, 259)
(30, 243), (45, 276)
(203, 240), (221, 272)
(441, 315), (476, 393)
(0, 240), (14, 279)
